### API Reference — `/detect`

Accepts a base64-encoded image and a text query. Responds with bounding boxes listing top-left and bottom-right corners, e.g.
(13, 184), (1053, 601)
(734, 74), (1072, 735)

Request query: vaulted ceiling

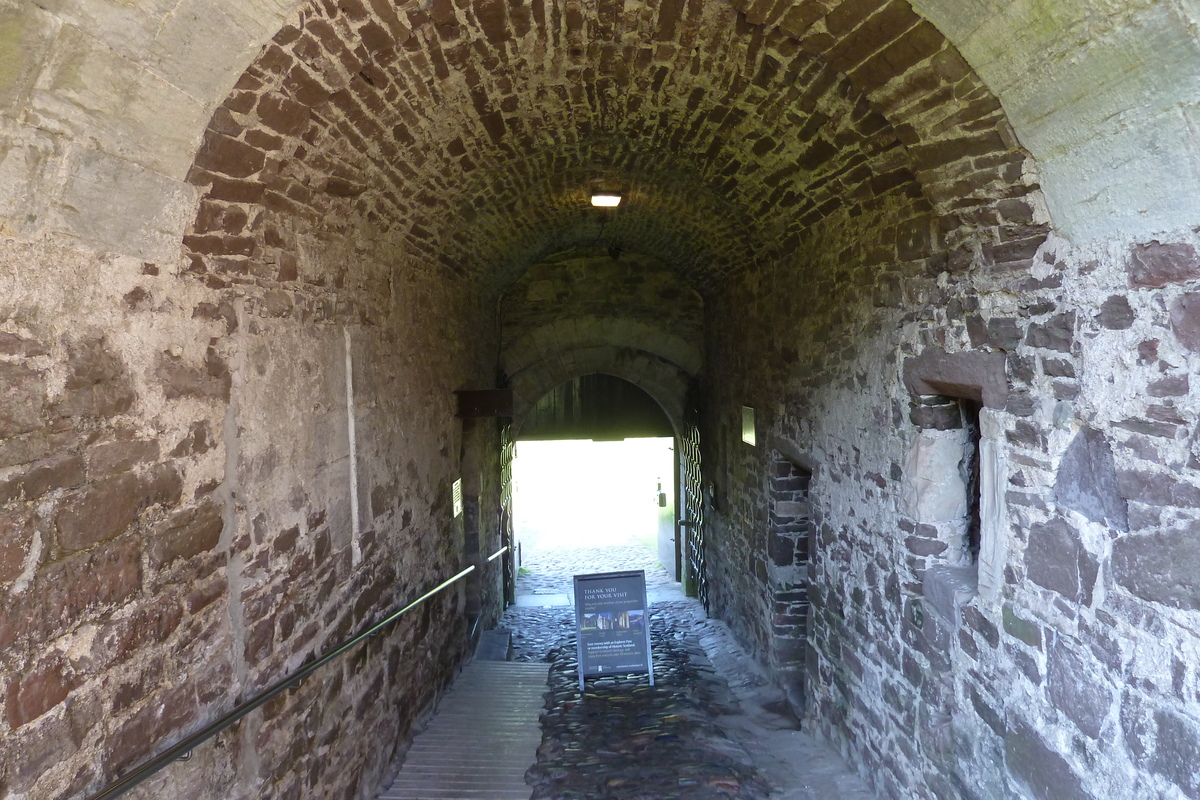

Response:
(182, 0), (1042, 296)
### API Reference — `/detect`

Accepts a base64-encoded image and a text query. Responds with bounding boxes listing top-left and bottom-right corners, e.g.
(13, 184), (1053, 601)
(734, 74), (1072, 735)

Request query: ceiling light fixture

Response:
(590, 192), (622, 208)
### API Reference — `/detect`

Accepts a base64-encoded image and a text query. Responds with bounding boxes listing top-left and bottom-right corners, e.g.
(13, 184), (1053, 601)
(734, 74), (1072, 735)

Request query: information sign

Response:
(573, 570), (654, 691)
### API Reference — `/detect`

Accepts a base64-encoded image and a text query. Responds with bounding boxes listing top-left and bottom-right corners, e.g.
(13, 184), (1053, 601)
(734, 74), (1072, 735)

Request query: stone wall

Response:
(0, 139), (500, 800)
(702, 198), (1200, 799)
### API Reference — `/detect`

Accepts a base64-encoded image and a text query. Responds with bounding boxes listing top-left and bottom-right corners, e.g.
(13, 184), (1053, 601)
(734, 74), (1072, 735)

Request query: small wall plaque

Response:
(452, 478), (463, 518)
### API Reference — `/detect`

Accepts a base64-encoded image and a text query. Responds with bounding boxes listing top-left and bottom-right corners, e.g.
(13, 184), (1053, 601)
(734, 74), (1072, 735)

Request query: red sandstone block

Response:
(148, 500), (224, 568)
(257, 92), (311, 137)
(55, 467), (181, 553)
(0, 455), (85, 504)
(194, 132), (267, 179)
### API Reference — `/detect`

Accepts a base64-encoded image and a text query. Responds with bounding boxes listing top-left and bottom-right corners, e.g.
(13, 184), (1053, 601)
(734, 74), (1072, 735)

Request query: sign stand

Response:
(572, 570), (654, 693)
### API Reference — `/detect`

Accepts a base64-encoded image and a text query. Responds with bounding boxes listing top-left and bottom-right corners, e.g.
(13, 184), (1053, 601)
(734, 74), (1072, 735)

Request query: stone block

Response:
(148, 0), (286, 102)
(0, 507), (35, 584)
(909, 401), (961, 430)
(0, 4), (59, 112)
(1151, 710), (1200, 797)
(1147, 374), (1189, 397)
(86, 438), (160, 476)
(924, 565), (977, 625)
(1169, 292), (1200, 354)
(1002, 604), (1041, 649)
(6, 656), (80, 729)
(56, 466), (182, 552)
(1117, 468), (1200, 508)
(1024, 312), (1075, 352)
(29, 23), (211, 180)
(1112, 528), (1200, 610)
(0, 361), (47, 437)
(1025, 517), (1097, 606)
(0, 122), (60, 238)
(1046, 638), (1110, 739)
(155, 347), (233, 401)
(768, 532), (795, 567)
(899, 431), (967, 523)
(1004, 718), (1089, 800)
(903, 348), (1008, 409)
(3, 706), (80, 791)
(148, 500), (224, 566)
(1097, 295), (1135, 329)
(101, 594), (184, 665)
(1128, 241), (1200, 288)
(47, 144), (197, 262)
(1054, 427), (1127, 531)
(0, 454), (85, 503)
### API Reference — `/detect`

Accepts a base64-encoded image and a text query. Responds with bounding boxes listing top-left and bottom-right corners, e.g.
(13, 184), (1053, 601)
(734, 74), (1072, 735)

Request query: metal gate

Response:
(680, 412), (707, 608)
(499, 421), (516, 606)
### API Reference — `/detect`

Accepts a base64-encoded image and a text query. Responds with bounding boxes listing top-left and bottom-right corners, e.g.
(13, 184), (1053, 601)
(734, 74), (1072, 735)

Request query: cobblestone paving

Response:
(499, 543), (878, 800)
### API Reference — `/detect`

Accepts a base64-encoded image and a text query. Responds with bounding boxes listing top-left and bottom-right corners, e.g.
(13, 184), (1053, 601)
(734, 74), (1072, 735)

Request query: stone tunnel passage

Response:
(5, 1), (1200, 800)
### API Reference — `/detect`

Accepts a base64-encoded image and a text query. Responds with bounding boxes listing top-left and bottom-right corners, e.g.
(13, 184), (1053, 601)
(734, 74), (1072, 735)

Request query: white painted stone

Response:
(47, 144), (197, 261)
(27, 24), (211, 180)
(913, 0), (1200, 241)
(899, 431), (967, 524)
(977, 409), (1008, 602)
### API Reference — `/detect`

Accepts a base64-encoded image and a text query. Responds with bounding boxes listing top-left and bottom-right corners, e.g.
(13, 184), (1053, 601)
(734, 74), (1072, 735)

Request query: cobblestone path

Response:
(498, 543), (878, 800)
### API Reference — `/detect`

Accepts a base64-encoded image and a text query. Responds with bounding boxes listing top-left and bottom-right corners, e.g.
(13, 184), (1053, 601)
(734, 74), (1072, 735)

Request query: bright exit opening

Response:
(512, 437), (676, 573)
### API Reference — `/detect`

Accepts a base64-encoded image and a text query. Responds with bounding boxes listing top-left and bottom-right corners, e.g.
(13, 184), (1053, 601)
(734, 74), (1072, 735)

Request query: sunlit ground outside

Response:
(512, 437), (674, 559)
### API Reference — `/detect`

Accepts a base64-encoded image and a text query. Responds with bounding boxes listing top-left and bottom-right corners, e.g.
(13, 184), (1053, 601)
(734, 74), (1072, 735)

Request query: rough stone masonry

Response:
(2, 1), (1200, 800)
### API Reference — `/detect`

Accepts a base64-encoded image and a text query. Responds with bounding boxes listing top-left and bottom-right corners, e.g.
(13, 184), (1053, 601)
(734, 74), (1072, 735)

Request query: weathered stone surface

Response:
(0, 362), (47, 437)
(1116, 468), (1200, 508)
(86, 438), (161, 476)
(923, 565), (977, 623)
(1128, 242), (1200, 289)
(55, 467), (182, 552)
(155, 349), (233, 401)
(1054, 427), (1127, 531)
(1097, 295), (1135, 329)
(1112, 528), (1200, 610)
(148, 500), (224, 566)
(1151, 710), (1200, 797)
(900, 432), (967, 523)
(55, 338), (136, 419)
(0, 508), (35, 584)
(1025, 518), (1097, 606)
(1024, 313), (1075, 353)
(1002, 604), (1042, 650)
(1046, 638), (1110, 739)
(1004, 719), (1089, 800)
(909, 401), (961, 430)
(6, 656), (80, 729)
(0, 455), (86, 503)
(1169, 292), (1200, 354)
(903, 349), (1008, 409)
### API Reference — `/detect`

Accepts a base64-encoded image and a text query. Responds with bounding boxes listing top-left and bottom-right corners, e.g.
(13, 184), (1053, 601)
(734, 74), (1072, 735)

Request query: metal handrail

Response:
(486, 545), (508, 563)
(85, 565), (477, 800)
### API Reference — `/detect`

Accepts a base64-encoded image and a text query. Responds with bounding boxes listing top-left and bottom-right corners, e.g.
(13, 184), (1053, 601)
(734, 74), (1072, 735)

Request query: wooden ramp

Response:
(379, 661), (548, 800)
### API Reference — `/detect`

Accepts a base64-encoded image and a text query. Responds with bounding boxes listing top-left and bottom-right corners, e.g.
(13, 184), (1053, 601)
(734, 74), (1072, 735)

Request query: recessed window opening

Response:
(960, 398), (983, 565)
